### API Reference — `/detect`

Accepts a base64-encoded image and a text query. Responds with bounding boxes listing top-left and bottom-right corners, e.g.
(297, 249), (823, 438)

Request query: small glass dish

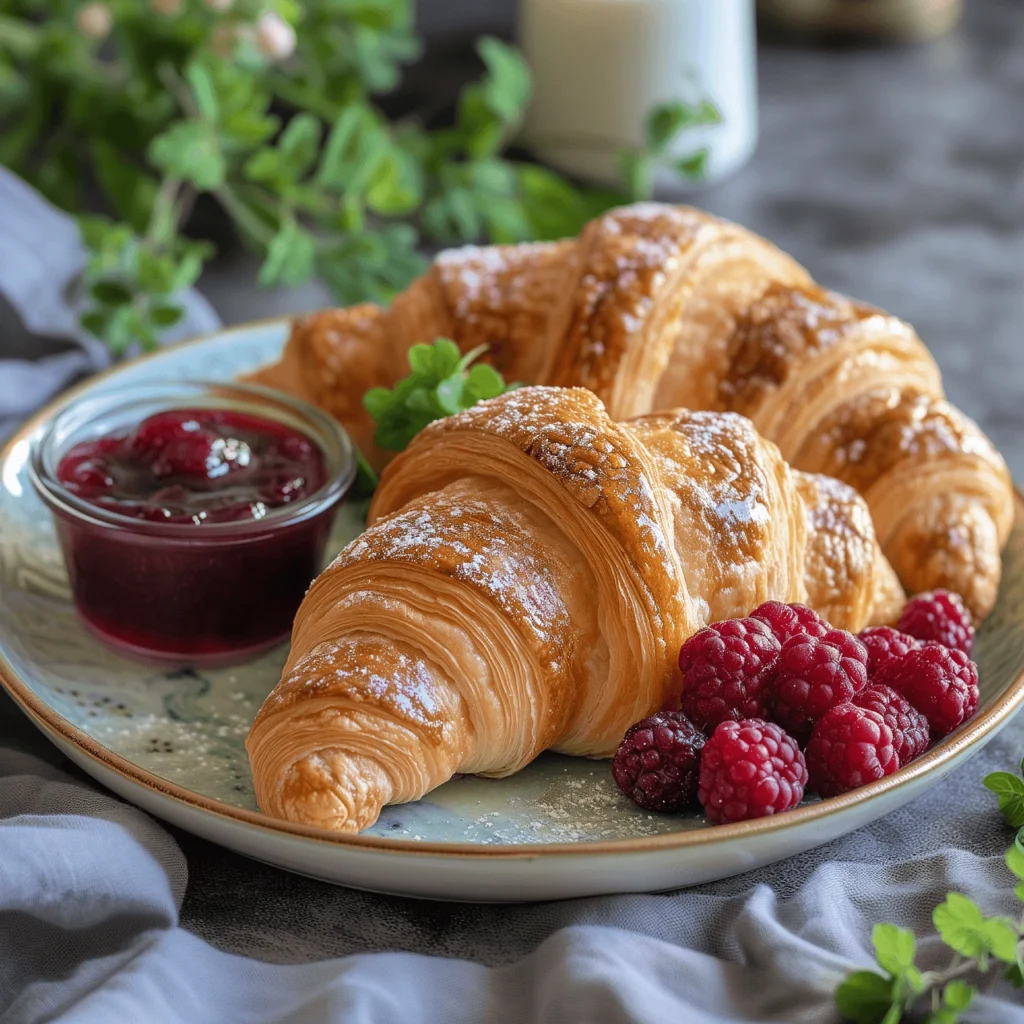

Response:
(30, 381), (355, 667)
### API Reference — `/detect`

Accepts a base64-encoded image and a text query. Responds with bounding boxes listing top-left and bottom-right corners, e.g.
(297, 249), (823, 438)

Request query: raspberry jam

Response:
(31, 383), (355, 667)
(57, 409), (327, 525)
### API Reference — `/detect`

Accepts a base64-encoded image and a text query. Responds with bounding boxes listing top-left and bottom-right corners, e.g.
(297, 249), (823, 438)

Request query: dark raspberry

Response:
(130, 410), (203, 458)
(897, 590), (975, 656)
(678, 618), (782, 734)
(612, 711), (705, 812)
(852, 684), (930, 765)
(750, 601), (830, 645)
(881, 642), (979, 739)
(769, 629), (869, 742)
(857, 626), (921, 682)
(148, 432), (220, 479)
(806, 703), (899, 797)
(58, 455), (114, 497)
(697, 718), (807, 824)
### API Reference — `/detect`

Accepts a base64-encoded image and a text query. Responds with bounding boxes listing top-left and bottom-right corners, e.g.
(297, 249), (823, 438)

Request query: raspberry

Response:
(806, 704), (899, 797)
(677, 618), (781, 734)
(769, 629), (869, 742)
(697, 718), (807, 824)
(881, 642), (979, 739)
(750, 601), (830, 645)
(852, 684), (930, 765)
(612, 712), (705, 812)
(149, 432), (220, 479)
(897, 590), (975, 656)
(857, 626), (921, 682)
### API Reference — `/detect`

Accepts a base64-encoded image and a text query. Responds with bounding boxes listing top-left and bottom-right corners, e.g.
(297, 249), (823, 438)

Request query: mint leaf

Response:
(148, 123), (224, 190)
(186, 60), (219, 122)
(435, 375), (465, 416)
(149, 304), (184, 328)
(148, 122), (225, 191)
(934, 894), (988, 958)
(675, 149), (711, 181)
(942, 979), (975, 1011)
(477, 36), (531, 123)
(933, 893), (1018, 965)
(644, 102), (696, 152)
(1007, 844), (1024, 882)
(79, 310), (109, 339)
(317, 105), (389, 196)
(872, 923), (917, 979)
(617, 150), (653, 202)
(259, 220), (316, 288)
(366, 147), (422, 215)
(835, 970), (897, 1024)
(364, 338), (515, 452)
(465, 362), (506, 403)
(516, 163), (618, 241)
(279, 113), (321, 180)
(91, 280), (133, 306)
(984, 771), (1024, 828)
(90, 140), (156, 233)
(926, 979), (976, 1023)
(983, 917), (1021, 965)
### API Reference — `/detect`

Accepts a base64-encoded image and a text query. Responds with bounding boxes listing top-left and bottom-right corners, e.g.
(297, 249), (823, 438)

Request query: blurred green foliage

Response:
(0, 0), (717, 353)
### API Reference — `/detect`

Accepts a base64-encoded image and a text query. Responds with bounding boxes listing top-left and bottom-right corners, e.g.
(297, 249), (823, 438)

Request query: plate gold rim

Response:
(1, 322), (1022, 861)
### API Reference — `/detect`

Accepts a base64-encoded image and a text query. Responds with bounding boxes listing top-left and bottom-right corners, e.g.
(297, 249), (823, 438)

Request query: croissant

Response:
(251, 204), (1013, 617)
(246, 386), (903, 832)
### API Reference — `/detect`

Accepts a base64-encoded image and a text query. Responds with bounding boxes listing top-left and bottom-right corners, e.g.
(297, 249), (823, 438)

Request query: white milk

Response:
(518, 0), (758, 190)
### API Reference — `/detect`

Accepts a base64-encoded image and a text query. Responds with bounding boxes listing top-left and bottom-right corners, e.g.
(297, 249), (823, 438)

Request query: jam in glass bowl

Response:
(30, 381), (355, 666)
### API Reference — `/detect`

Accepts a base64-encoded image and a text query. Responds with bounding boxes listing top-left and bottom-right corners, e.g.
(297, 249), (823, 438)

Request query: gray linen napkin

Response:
(1, 682), (1023, 1024)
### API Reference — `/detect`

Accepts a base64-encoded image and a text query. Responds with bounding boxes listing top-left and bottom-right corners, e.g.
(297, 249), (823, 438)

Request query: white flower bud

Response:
(255, 12), (296, 61)
(152, 0), (183, 15)
(204, 0), (234, 10)
(76, 1), (113, 39)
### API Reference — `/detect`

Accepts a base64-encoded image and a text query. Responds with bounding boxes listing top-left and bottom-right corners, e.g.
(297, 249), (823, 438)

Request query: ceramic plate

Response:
(2, 321), (1023, 901)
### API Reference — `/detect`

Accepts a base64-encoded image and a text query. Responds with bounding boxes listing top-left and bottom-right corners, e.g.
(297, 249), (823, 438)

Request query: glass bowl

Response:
(29, 381), (355, 667)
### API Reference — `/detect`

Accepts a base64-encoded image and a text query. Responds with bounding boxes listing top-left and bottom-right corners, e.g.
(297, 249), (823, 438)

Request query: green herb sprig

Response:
(363, 338), (514, 453)
(836, 757), (1024, 1023)
(618, 98), (722, 201)
(0, 1), (720, 356)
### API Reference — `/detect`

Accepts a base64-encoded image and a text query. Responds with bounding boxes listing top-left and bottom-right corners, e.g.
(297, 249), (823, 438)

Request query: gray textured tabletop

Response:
(1, 0), (1022, 988)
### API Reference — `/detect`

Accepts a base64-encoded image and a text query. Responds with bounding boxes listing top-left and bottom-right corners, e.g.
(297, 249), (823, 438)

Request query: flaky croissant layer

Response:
(250, 203), (1012, 619)
(247, 387), (903, 833)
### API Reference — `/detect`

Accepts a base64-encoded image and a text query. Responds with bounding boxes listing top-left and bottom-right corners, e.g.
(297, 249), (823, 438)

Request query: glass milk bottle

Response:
(518, 0), (759, 191)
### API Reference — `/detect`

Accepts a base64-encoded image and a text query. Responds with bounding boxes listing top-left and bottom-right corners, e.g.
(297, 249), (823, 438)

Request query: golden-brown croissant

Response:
(252, 204), (1012, 617)
(246, 387), (903, 832)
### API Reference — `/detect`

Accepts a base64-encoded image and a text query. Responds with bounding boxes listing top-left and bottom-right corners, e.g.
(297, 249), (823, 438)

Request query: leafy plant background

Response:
(0, 0), (719, 355)
(834, 758), (1024, 1023)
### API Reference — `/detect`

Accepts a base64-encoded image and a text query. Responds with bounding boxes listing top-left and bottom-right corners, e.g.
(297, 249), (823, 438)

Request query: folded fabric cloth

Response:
(0, 169), (221, 439)
(1, 692), (1023, 1024)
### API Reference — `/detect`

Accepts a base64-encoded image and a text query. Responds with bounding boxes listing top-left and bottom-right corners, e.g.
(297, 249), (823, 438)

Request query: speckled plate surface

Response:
(2, 321), (1024, 901)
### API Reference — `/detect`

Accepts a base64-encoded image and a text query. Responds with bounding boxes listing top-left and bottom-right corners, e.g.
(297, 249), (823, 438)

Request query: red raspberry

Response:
(750, 601), (830, 645)
(678, 618), (781, 734)
(612, 712), (705, 812)
(852, 684), (930, 765)
(897, 590), (975, 656)
(770, 629), (869, 742)
(697, 718), (807, 824)
(881, 642), (979, 739)
(857, 626), (921, 682)
(149, 433), (220, 479)
(806, 704), (899, 797)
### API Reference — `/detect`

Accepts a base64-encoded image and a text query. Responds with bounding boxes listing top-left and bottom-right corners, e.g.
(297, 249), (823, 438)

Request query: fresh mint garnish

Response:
(363, 338), (515, 453)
